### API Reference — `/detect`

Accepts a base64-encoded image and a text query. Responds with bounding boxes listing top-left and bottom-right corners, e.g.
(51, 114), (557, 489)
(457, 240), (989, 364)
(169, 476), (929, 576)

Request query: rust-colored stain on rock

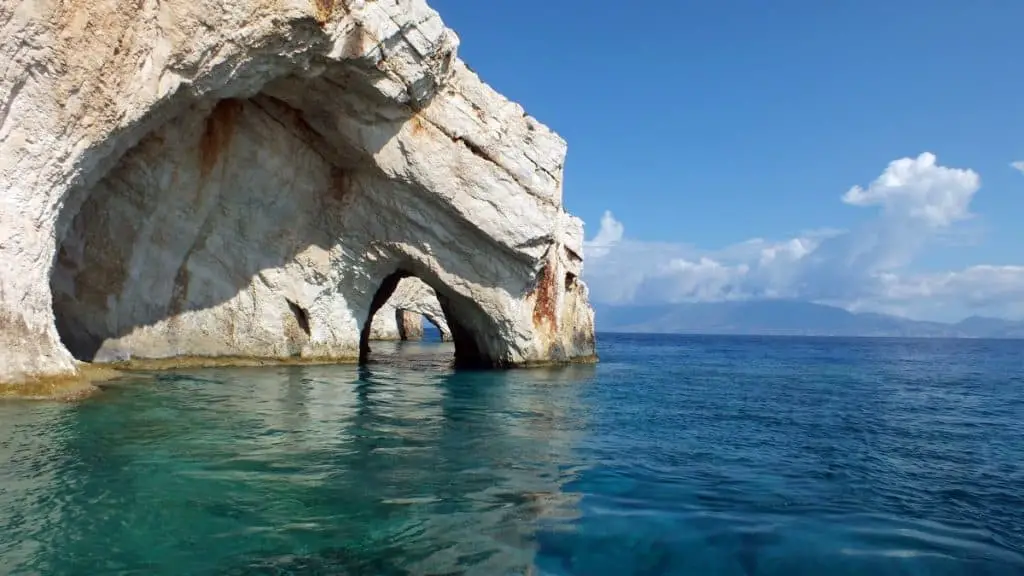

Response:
(199, 99), (243, 178)
(531, 262), (558, 329)
(312, 0), (334, 24)
(410, 114), (429, 137)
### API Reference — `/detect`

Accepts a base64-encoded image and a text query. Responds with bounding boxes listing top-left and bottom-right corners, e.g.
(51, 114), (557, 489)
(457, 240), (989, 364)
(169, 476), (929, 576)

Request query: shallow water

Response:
(1, 335), (1023, 575)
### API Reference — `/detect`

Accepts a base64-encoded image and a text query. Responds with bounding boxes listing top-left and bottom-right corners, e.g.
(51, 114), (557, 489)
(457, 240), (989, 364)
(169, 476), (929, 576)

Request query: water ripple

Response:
(0, 335), (1021, 575)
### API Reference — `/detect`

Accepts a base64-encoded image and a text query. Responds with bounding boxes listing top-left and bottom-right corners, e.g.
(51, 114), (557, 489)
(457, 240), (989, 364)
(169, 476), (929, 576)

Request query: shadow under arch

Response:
(359, 270), (496, 369)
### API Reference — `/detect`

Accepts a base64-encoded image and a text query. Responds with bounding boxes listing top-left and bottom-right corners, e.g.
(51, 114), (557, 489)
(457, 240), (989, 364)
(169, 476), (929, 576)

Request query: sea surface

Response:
(1, 334), (1023, 575)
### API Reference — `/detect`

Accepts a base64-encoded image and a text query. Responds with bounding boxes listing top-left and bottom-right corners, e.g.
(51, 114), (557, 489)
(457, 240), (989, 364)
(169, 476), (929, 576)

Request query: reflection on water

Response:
(3, 335), (1022, 575)
(0, 343), (596, 575)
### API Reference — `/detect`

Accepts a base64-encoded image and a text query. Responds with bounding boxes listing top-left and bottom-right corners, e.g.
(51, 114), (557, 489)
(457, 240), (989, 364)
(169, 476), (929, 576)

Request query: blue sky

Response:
(429, 0), (1024, 321)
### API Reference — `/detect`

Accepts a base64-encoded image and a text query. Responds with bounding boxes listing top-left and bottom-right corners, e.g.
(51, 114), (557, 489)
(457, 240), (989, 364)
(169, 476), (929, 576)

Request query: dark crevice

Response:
(286, 298), (311, 337)
(564, 245), (583, 263)
(395, 308), (410, 341)
(359, 270), (411, 364)
(515, 235), (555, 251)
(436, 293), (494, 369)
(54, 312), (102, 362)
(454, 136), (490, 162)
(565, 272), (577, 291)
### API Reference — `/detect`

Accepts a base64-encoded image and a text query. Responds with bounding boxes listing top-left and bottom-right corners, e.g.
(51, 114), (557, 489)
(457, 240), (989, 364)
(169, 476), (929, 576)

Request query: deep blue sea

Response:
(1, 334), (1023, 575)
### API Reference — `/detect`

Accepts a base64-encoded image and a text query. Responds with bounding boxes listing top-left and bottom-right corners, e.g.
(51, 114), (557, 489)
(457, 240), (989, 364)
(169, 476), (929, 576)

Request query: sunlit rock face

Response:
(0, 0), (596, 386)
(369, 277), (452, 341)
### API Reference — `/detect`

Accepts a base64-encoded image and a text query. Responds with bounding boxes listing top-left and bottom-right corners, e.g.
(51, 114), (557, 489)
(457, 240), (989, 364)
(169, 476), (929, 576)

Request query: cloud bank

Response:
(583, 152), (1024, 321)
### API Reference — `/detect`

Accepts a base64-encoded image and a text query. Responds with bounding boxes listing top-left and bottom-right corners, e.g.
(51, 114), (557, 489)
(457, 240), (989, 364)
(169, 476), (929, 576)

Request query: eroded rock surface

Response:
(369, 277), (452, 341)
(0, 0), (596, 386)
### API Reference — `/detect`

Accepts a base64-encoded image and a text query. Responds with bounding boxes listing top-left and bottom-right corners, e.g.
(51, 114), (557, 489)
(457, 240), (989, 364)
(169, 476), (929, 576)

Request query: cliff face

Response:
(0, 0), (596, 385)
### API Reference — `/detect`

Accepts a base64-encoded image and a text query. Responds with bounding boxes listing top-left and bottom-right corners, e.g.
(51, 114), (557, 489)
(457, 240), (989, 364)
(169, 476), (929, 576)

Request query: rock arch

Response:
(0, 0), (596, 387)
(359, 270), (504, 368)
(369, 277), (452, 342)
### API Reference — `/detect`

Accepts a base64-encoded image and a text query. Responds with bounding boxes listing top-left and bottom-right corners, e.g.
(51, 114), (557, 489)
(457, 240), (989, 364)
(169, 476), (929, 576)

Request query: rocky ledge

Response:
(0, 0), (596, 390)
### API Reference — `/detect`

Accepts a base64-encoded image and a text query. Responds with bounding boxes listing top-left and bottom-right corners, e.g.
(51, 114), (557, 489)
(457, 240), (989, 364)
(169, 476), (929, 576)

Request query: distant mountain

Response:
(952, 315), (1024, 339)
(593, 300), (1024, 339)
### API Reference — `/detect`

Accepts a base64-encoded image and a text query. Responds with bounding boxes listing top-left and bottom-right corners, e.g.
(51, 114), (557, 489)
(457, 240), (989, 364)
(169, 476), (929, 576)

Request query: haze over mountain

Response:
(594, 300), (1024, 339)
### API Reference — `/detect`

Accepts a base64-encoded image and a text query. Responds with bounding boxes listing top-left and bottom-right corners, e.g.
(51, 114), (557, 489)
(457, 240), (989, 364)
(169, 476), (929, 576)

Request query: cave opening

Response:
(48, 94), (372, 364)
(0, 5), (605, 390)
(44, 60), (522, 371)
(415, 313), (449, 343)
(360, 270), (492, 369)
(368, 279), (454, 346)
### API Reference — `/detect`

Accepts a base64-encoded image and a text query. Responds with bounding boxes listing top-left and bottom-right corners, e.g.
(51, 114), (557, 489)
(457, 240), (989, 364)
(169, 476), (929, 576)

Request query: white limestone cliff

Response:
(0, 0), (596, 387)
(369, 277), (452, 341)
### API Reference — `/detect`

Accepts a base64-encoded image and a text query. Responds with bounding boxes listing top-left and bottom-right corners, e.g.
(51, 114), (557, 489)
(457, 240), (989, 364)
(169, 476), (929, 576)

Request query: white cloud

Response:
(583, 152), (1023, 320)
(635, 257), (750, 303)
(585, 210), (624, 258)
(1012, 160), (1024, 174)
(841, 152), (979, 227)
(875, 266), (1024, 321)
(592, 210), (624, 245)
(880, 266), (1024, 303)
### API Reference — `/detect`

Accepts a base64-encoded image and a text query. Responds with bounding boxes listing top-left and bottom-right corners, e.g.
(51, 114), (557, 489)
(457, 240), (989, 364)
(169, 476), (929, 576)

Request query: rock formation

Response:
(397, 310), (426, 340)
(368, 277), (452, 341)
(0, 0), (596, 388)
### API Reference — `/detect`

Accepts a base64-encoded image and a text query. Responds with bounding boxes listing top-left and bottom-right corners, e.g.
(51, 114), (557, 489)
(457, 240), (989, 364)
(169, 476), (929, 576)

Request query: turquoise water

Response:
(1, 335), (1023, 575)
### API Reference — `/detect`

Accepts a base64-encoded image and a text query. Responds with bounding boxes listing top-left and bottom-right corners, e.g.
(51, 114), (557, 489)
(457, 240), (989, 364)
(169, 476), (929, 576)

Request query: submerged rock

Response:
(0, 0), (596, 387)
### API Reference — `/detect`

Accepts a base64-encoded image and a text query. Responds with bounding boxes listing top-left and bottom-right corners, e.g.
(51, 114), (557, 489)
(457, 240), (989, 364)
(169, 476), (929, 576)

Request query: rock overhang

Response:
(0, 0), (597, 390)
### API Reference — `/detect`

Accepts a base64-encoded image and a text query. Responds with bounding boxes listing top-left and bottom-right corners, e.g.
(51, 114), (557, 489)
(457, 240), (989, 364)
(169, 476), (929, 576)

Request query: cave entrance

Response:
(367, 276), (453, 345)
(415, 312), (449, 343)
(48, 95), (365, 364)
(359, 271), (489, 369)
(383, 308), (448, 343)
(45, 86), (514, 371)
